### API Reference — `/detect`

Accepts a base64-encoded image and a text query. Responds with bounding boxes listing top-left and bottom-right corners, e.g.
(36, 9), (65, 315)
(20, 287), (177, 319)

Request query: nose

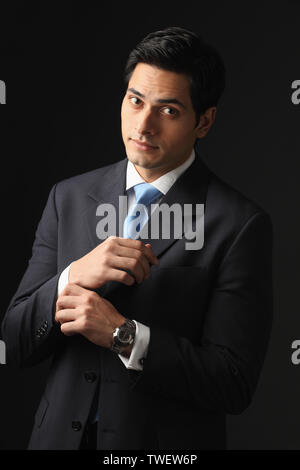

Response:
(135, 108), (157, 136)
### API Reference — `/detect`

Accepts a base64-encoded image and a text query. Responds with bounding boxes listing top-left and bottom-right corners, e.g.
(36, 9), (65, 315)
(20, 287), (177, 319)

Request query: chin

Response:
(127, 152), (162, 169)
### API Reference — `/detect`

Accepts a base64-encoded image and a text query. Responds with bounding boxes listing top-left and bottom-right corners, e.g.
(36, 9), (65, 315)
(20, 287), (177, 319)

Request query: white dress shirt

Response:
(57, 149), (195, 371)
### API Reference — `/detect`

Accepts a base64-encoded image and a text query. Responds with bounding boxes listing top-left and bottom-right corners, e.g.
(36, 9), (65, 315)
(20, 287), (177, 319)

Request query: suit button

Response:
(72, 421), (82, 431)
(84, 371), (97, 383)
(139, 358), (145, 366)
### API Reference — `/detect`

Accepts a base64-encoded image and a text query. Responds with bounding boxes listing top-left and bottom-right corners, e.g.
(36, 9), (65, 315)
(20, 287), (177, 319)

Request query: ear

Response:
(195, 107), (217, 139)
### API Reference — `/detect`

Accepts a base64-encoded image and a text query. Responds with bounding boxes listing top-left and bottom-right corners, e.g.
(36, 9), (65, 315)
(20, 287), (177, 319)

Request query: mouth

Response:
(130, 138), (159, 151)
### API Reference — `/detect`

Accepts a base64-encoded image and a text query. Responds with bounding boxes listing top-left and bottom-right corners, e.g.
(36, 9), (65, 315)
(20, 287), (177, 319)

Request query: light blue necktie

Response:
(123, 183), (162, 239)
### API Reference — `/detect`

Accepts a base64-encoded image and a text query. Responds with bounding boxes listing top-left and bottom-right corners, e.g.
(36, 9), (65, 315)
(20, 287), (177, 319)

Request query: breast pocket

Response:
(147, 266), (210, 335)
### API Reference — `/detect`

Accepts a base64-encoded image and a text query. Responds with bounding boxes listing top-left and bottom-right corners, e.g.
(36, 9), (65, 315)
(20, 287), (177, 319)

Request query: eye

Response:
(129, 96), (141, 105)
(161, 107), (178, 116)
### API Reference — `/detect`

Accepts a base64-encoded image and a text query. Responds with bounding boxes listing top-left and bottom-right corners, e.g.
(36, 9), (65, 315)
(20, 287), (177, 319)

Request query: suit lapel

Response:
(83, 154), (211, 259)
(84, 158), (127, 251)
(138, 154), (211, 258)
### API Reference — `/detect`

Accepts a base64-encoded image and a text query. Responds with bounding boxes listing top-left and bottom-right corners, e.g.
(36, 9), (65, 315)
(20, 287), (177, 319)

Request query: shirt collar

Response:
(126, 149), (195, 195)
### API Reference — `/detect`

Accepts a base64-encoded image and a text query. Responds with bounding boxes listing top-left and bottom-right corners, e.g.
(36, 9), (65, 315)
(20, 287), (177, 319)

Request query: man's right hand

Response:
(69, 236), (158, 290)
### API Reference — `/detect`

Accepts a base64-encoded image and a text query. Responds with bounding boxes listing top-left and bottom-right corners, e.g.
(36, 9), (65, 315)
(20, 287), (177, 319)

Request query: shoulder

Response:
(55, 159), (127, 193)
(206, 168), (272, 238)
(50, 159), (127, 208)
(45, 159), (127, 214)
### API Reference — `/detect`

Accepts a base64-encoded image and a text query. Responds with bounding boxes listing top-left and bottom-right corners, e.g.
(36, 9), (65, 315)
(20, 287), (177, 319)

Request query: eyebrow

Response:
(127, 87), (186, 109)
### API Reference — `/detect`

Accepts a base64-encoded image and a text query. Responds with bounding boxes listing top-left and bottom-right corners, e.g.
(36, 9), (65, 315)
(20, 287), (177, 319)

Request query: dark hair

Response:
(124, 26), (226, 126)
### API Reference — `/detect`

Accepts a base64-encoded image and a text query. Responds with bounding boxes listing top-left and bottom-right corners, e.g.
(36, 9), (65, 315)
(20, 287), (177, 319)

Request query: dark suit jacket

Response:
(2, 154), (273, 450)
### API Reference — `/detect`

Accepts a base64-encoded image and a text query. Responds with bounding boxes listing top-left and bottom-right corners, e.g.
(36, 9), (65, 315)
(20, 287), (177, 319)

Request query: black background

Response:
(0, 1), (300, 450)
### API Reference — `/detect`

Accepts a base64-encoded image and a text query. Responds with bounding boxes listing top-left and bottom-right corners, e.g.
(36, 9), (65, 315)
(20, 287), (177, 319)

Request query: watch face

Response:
(118, 328), (131, 343)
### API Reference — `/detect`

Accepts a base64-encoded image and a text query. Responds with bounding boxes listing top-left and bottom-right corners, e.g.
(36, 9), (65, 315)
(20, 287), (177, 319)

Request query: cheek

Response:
(121, 109), (129, 137)
(121, 103), (125, 123)
(121, 106), (134, 134)
(164, 124), (194, 146)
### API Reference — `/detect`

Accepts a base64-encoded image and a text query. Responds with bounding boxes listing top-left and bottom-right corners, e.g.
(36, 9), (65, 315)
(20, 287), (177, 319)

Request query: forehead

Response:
(128, 63), (192, 104)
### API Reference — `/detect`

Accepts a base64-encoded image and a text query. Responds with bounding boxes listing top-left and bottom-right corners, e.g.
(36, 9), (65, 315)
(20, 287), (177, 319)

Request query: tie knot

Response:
(133, 183), (162, 206)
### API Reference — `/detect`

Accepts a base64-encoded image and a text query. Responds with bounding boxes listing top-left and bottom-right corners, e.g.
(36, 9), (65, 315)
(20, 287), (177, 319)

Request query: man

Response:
(2, 27), (273, 450)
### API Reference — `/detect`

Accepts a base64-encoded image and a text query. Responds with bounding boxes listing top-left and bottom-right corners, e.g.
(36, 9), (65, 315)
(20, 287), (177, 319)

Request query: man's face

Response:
(121, 63), (209, 179)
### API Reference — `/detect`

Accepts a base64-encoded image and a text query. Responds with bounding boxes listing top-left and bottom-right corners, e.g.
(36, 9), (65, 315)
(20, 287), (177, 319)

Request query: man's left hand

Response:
(55, 283), (126, 349)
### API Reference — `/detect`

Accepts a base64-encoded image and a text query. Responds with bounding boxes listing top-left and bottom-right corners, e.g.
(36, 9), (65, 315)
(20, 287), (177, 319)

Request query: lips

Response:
(130, 139), (158, 150)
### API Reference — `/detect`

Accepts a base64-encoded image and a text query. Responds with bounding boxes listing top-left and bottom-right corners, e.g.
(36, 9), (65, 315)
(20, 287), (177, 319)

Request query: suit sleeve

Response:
(1, 184), (66, 367)
(129, 211), (273, 415)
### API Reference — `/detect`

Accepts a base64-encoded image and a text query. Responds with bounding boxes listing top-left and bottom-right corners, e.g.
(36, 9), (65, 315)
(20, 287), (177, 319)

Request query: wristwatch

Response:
(111, 318), (136, 354)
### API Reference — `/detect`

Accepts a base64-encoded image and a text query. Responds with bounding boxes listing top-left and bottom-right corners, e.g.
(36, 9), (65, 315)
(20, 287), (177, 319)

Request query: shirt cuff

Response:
(118, 320), (150, 371)
(57, 263), (72, 297)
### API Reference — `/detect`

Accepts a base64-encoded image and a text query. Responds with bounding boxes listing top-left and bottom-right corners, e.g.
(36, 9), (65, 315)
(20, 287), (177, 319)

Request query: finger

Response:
(143, 243), (159, 266)
(118, 238), (158, 266)
(111, 256), (144, 284)
(107, 267), (135, 286)
(55, 308), (78, 324)
(56, 295), (82, 310)
(60, 319), (80, 336)
(113, 246), (151, 279)
(118, 237), (147, 251)
(61, 283), (91, 296)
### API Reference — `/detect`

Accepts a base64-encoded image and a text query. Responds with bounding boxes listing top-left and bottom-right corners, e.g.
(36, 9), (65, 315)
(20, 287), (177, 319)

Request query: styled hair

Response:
(124, 26), (226, 125)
